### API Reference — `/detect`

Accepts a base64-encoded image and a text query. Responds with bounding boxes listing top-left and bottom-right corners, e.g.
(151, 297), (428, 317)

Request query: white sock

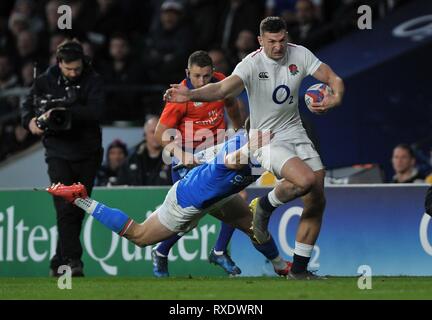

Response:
(294, 241), (314, 257)
(74, 198), (98, 215)
(213, 250), (224, 255)
(268, 189), (284, 208)
(271, 256), (286, 270)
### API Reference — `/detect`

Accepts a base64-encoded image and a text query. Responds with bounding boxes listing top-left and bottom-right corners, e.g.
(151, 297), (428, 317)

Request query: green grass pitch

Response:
(1, 277), (432, 300)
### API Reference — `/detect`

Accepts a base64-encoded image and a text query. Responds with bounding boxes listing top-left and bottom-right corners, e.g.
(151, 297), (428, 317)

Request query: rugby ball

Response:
(304, 83), (333, 113)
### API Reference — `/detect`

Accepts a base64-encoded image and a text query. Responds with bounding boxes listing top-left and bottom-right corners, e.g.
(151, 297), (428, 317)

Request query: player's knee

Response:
(134, 236), (150, 248)
(128, 227), (149, 248)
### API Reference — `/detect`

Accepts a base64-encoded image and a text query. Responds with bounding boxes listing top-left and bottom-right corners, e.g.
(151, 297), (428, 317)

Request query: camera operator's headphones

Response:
(56, 41), (91, 67)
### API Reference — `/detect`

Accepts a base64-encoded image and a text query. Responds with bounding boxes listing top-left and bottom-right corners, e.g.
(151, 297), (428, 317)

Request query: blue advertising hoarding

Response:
(232, 185), (432, 276)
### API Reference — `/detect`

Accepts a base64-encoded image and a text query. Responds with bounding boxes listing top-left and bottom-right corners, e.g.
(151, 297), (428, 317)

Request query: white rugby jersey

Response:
(233, 44), (322, 142)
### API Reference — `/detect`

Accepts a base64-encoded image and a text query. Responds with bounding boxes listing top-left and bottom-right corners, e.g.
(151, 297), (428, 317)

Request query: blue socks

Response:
(74, 198), (132, 236)
(92, 203), (132, 236)
(252, 236), (279, 260)
(214, 222), (235, 252)
(156, 234), (182, 256)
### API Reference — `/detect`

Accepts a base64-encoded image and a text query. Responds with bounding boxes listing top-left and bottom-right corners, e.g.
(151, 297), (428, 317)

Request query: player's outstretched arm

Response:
(311, 63), (345, 113)
(164, 75), (245, 103)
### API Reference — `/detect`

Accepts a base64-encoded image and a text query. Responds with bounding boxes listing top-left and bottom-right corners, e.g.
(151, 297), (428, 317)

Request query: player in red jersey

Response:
(152, 50), (244, 277)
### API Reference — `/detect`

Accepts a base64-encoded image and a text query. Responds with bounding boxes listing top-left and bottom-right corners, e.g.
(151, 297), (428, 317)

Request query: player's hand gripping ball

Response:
(304, 83), (333, 115)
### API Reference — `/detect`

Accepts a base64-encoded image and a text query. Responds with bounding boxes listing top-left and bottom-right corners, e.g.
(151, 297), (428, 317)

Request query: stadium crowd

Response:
(0, 0), (410, 173)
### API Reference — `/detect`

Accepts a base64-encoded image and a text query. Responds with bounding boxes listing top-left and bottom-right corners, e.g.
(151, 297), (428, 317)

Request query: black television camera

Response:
(34, 85), (80, 131)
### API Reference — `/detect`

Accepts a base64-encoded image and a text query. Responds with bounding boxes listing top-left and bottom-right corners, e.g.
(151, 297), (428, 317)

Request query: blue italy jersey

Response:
(176, 134), (258, 209)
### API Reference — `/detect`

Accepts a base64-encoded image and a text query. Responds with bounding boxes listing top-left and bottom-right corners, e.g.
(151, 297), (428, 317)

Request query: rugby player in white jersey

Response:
(164, 16), (344, 279)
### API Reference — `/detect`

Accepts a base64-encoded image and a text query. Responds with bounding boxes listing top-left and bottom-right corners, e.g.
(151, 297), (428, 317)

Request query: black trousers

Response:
(46, 152), (102, 269)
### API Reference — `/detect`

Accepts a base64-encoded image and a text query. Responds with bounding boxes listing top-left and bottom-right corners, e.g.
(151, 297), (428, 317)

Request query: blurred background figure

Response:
(95, 139), (128, 186)
(117, 115), (171, 186)
(142, 0), (192, 86)
(232, 29), (257, 64)
(99, 32), (143, 121)
(208, 47), (233, 75)
(12, 0), (44, 34)
(391, 144), (425, 183)
(289, 0), (333, 51)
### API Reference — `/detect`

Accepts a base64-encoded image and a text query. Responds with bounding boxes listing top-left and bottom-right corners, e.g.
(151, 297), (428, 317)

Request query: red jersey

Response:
(160, 72), (227, 149)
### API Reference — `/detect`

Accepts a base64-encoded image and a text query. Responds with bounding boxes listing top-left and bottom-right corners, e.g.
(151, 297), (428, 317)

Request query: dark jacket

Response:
(117, 141), (171, 186)
(95, 164), (120, 186)
(20, 65), (104, 161)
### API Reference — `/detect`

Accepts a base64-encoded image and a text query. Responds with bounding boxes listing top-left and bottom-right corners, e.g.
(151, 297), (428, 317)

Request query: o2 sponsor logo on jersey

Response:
(272, 85), (294, 105)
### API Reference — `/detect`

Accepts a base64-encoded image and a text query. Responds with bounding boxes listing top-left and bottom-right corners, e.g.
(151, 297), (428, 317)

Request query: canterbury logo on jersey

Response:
(258, 72), (269, 79)
(193, 102), (203, 107)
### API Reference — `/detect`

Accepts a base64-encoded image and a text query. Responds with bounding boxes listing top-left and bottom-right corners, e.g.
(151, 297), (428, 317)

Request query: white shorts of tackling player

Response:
(253, 131), (324, 179)
(155, 181), (236, 233)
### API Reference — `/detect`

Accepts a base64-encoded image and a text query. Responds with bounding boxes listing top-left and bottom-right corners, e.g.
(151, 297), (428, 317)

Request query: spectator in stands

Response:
(68, 0), (95, 39)
(187, 0), (220, 50)
(44, 0), (61, 34)
(0, 52), (19, 116)
(20, 60), (33, 87)
(117, 115), (171, 186)
(15, 29), (45, 70)
(391, 144), (425, 183)
(217, 0), (262, 54)
(264, 0), (297, 28)
(89, 0), (126, 47)
(0, 15), (15, 54)
(290, 0), (332, 51)
(142, 0), (193, 86)
(95, 139), (128, 186)
(7, 12), (29, 39)
(208, 48), (233, 76)
(0, 52), (37, 162)
(99, 33), (143, 120)
(232, 29), (258, 64)
(12, 0), (44, 34)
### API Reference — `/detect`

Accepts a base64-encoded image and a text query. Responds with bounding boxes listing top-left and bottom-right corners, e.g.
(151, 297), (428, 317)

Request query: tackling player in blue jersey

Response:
(46, 120), (292, 276)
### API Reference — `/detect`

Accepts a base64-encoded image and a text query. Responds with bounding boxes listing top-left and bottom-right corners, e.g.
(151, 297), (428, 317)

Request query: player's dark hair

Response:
(260, 16), (287, 35)
(56, 39), (84, 63)
(188, 50), (213, 69)
(395, 143), (415, 158)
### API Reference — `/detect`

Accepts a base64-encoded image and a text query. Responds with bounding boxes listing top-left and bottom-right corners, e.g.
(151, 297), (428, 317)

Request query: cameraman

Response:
(21, 39), (104, 277)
